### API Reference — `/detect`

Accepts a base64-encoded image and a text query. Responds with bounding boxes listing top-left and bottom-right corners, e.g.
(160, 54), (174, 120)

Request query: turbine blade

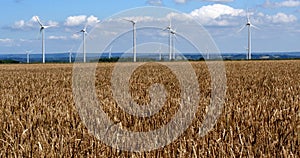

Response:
(122, 18), (130, 22)
(246, 8), (250, 22)
(237, 25), (246, 33)
(84, 22), (88, 30)
(251, 24), (260, 30)
(43, 25), (52, 29)
(162, 27), (169, 31)
(35, 29), (41, 40)
(122, 18), (135, 24)
(35, 16), (43, 27)
(86, 33), (93, 40)
(173, 33), (178, 41)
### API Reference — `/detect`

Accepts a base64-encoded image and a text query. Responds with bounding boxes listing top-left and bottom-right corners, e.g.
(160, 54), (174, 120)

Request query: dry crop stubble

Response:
(0, 61), (299, 157)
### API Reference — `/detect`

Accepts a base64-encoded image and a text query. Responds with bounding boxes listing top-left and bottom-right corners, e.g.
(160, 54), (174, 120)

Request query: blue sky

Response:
(0, 0), (299, 54)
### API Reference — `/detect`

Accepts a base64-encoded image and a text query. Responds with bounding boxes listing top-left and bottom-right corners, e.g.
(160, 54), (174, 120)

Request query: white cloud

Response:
(203, 0), (234, 2)
(12, 20), (25, 29)
(71, 34), (81, 40)
(174, 0), (187, 3)
(64, 15), (100, 27)
(190, 4), (244, 26)
(173, 0), (233, 4)
(87, 15), (100, 26)
(190, 4), (243, 19)
(147, 0), (163, 6)
(103, 31), (118, 36)
(19, 39), (33, 43)
(64, 15), (87, 26)
(0, 38), (14, 47)
(280, 0), (300, 7)
(48, 20), (59, 27)
(0, 38), (13, 43)
(263, 0), (300, 8)
(266, 12), (297, 23)
(10, 16), (58, 30)
(48, 36), (67, 40)
(188, 4), (297, 26)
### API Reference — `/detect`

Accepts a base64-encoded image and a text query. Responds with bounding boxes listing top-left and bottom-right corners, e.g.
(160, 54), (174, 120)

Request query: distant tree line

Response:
(0, 60), (20, 64)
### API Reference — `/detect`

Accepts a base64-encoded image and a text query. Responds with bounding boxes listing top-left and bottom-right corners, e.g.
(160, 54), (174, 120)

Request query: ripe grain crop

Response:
(0, 61), (299, 157)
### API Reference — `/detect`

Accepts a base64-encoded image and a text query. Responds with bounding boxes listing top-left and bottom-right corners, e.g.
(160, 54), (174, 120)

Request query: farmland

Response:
(0, 61), (299, 157)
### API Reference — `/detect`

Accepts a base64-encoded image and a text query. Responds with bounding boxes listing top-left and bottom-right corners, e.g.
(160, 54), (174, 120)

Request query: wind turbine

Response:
(108, 46), (112, 59)
(163, 19), (176, 61)
(68, 48), (73, 63)
(155, 44), (162, 61)
(238, 11), (259, 60)
(78, 24), (88, 63)
(35, 16), (52, 64)
(123, 19), (137, 62)
(26, 50), (32, 64)
(205, 48), (209, 60)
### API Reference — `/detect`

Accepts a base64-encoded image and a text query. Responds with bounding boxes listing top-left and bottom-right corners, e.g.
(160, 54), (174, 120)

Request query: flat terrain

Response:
(0, 61), (299, 157)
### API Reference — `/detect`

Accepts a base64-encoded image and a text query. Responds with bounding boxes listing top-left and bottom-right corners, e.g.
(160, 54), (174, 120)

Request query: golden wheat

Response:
(0, 61), (299, 157)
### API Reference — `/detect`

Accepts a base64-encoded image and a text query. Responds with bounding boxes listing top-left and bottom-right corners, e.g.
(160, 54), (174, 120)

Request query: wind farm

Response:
(0, 11), (298, 63)
(0, 1), (299, 157)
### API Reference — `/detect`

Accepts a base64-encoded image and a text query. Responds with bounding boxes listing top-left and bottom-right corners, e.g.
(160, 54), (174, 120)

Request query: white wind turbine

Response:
(109, 46), (112, 59)
(123, 19), (137, 62)
(163, 19), (176, 61)
(206, 48), (209, 60)
(238, 11), (259, 60)
(78, 24), (88, 63)
(35, 16), (53, 64)
(158, 45), (162, 61)
(68, 48), (73, 63)
(26, 50), (32, 64)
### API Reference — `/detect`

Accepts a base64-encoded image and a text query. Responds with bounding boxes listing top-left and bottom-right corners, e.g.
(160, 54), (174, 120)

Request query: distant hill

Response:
(0, 52), (299, 63)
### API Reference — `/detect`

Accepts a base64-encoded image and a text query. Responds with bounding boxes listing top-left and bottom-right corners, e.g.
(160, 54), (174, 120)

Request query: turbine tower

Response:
(35, 16), (52, 64)
(123, 19), (137, 62)
(171, 29), (177, 60)
(238, 12), (259, 60)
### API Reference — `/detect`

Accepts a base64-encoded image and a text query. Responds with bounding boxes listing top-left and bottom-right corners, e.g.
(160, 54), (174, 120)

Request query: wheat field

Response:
(0, 60), (299, 157)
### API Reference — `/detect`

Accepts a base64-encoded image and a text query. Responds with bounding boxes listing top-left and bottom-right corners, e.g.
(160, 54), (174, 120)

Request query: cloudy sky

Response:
(0, 0), (299, 54)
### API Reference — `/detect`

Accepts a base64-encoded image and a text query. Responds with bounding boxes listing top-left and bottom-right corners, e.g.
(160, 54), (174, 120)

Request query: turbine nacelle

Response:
(170, 29), (176, 35)
(80, 29), (87, 33)
(123, 19), (136, 25)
